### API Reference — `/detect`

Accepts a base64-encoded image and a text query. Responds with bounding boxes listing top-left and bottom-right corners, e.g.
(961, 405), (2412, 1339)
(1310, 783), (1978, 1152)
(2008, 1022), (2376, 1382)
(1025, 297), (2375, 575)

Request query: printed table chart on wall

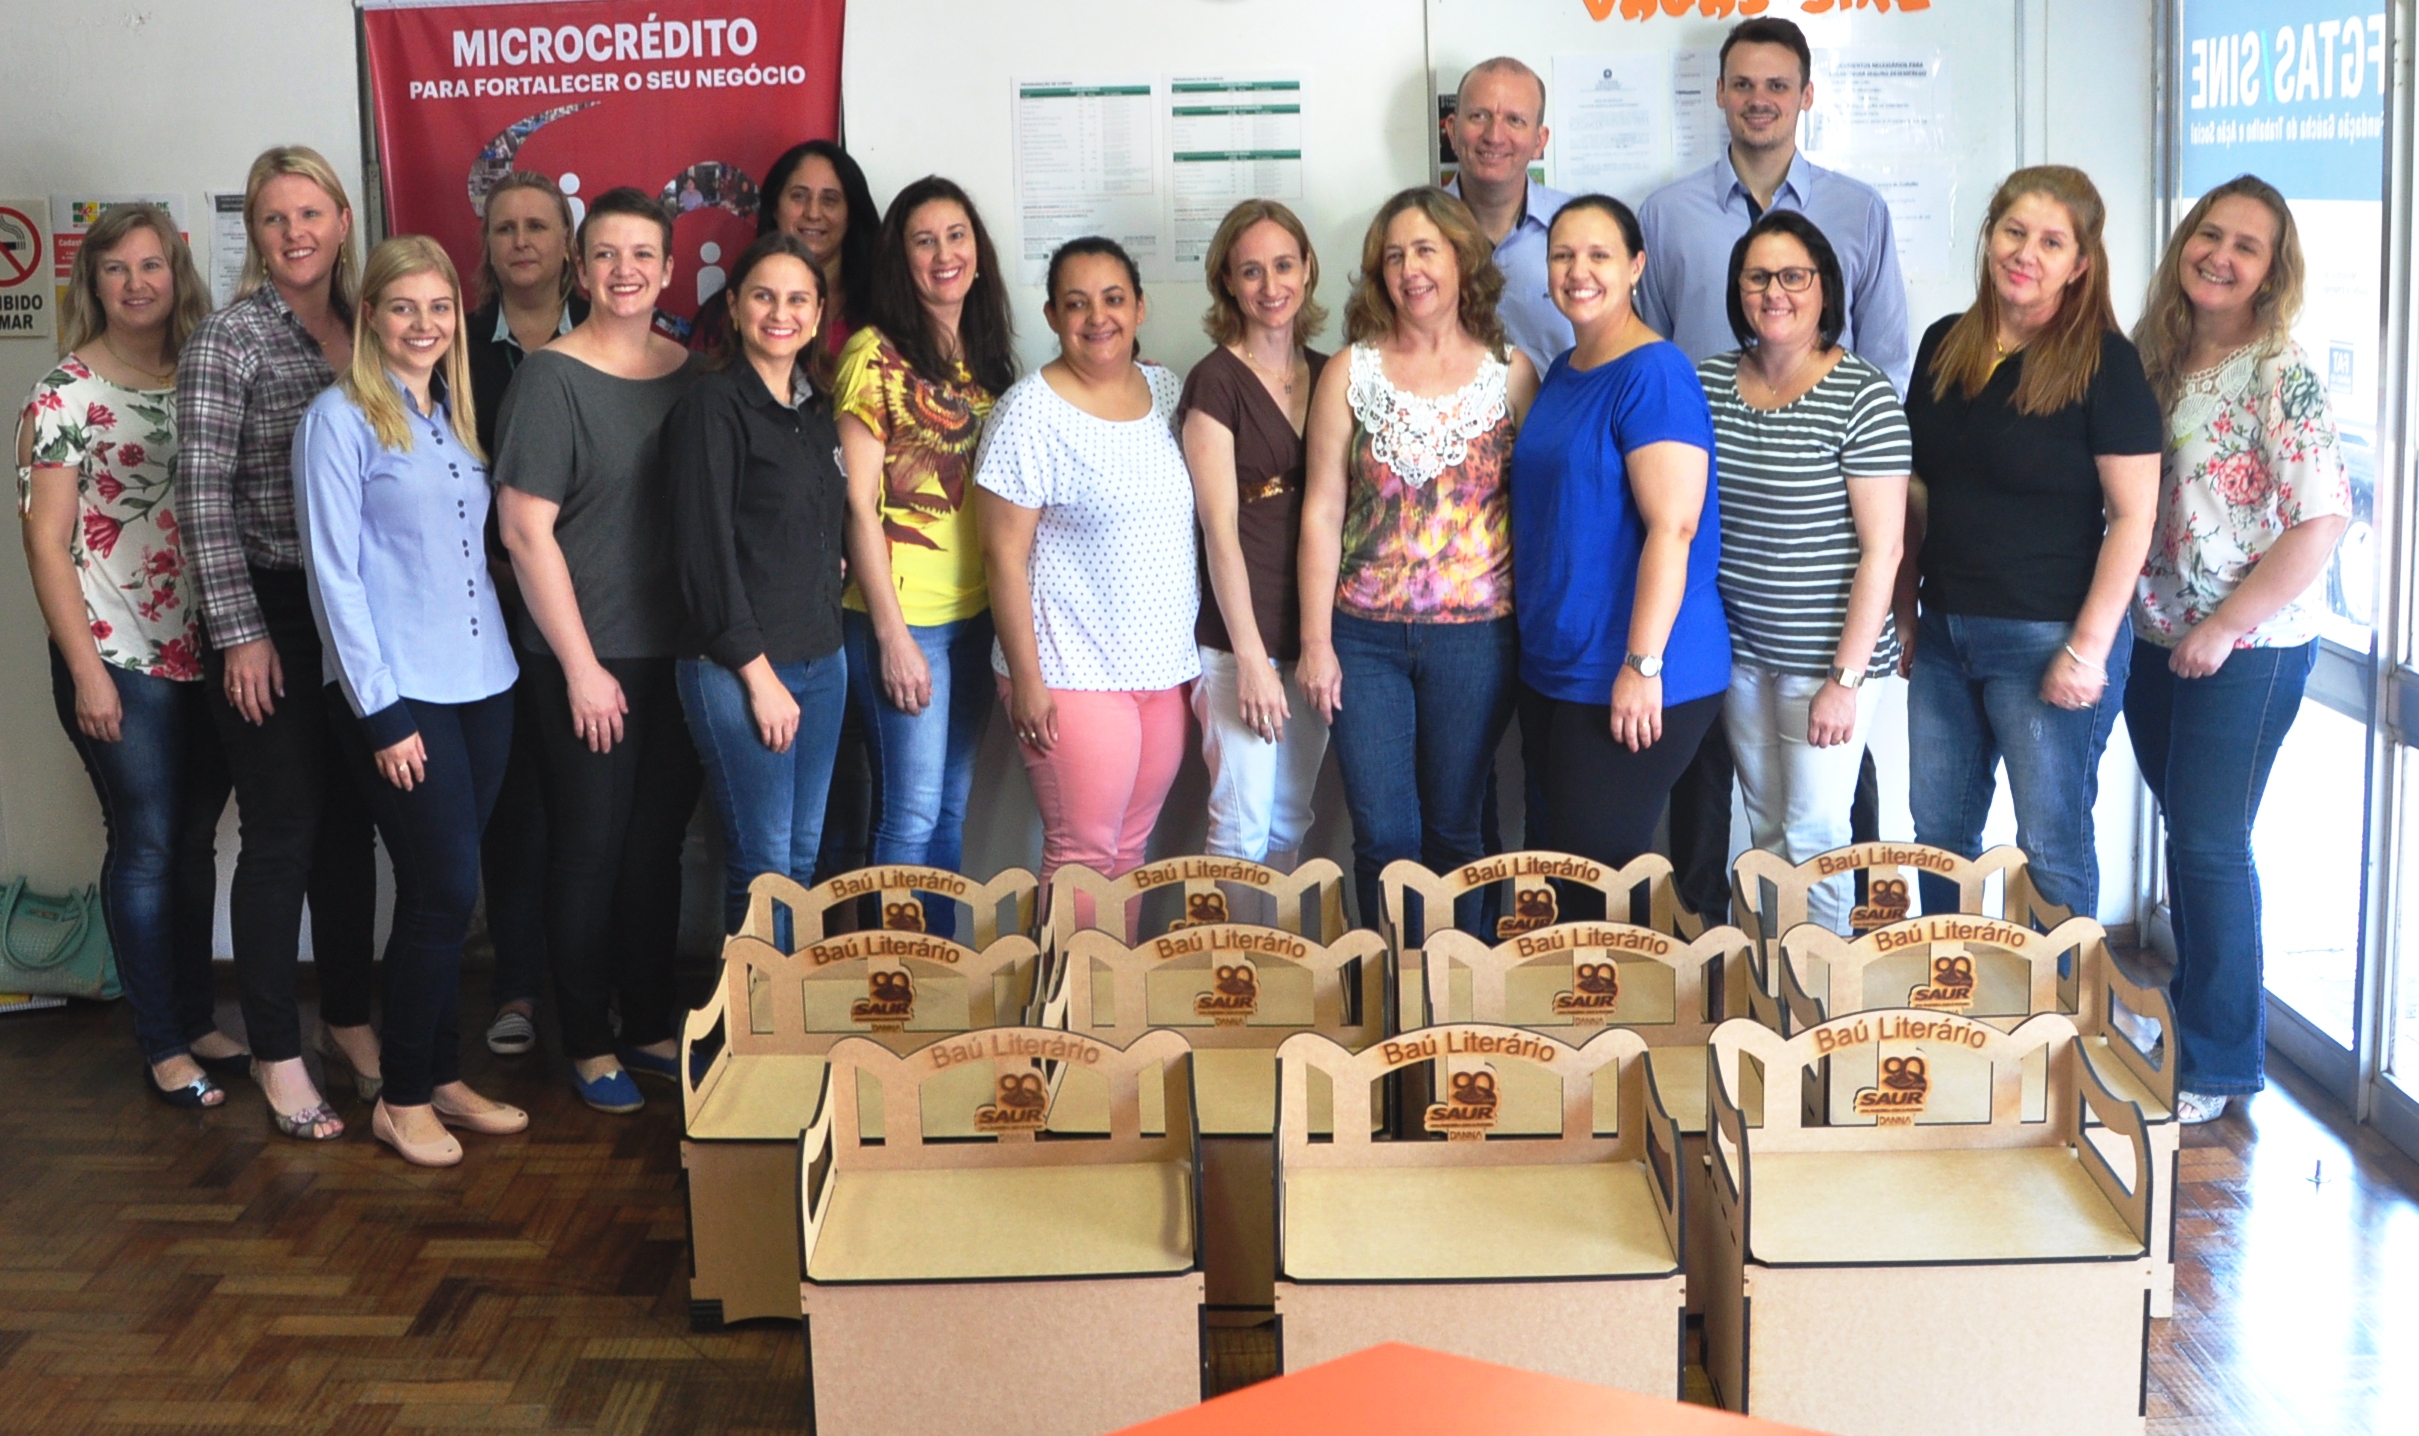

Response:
(1110, 1343), (1831, 1436)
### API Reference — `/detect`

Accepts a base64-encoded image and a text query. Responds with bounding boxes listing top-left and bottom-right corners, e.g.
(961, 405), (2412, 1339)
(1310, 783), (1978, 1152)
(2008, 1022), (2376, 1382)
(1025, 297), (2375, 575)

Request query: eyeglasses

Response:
(1739, 267), (1817, 293)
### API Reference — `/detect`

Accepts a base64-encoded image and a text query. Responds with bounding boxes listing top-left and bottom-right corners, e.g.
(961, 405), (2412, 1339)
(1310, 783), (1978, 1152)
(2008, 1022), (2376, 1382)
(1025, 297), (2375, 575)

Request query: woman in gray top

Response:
(495, 187), (702, 1115)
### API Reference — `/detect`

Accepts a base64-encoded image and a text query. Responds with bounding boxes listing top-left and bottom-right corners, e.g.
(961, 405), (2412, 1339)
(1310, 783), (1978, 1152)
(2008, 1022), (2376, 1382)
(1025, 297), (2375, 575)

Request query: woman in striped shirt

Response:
(1703, 210), (1910, 931)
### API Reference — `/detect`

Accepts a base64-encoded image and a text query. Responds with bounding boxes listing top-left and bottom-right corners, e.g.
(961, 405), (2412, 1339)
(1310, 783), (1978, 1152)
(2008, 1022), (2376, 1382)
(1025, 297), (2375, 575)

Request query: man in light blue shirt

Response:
(1444, 57), (1573, 374)
(1635, 18), (1912, 394)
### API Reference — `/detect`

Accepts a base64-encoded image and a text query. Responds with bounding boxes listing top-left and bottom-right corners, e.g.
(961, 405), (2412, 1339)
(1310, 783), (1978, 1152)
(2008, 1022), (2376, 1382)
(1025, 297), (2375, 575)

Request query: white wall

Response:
(0, 0), (366, 904)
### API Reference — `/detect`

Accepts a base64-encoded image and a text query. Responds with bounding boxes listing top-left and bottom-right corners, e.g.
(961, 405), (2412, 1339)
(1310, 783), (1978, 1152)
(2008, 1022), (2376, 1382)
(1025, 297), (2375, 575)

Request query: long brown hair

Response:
(475, 171), (578, 308)
(236, 145), (361, 315)
(1342, 187), (1508, 360)
(57, 205), (212, 361)
(1926, 166), (2116, 416)
(2133, 175), (2306, 409)
(342, 237), (481, 459)
(1200, 199), (1328, 348)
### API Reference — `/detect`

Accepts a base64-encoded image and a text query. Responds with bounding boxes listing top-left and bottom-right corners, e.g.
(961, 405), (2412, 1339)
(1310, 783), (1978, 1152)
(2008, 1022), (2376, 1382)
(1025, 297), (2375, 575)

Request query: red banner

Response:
(362, 0), (843, 338)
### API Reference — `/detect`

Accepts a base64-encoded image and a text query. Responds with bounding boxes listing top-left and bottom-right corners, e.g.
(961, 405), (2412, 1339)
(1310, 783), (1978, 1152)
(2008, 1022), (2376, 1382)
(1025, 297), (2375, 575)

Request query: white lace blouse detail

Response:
(1345, 343), (1510, 490)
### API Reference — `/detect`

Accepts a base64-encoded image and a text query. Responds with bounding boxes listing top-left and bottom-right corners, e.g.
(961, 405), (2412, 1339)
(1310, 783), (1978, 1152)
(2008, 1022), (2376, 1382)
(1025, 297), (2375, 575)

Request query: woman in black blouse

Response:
(1900, 166), (2161, 922)
(669, 233), (850, 931)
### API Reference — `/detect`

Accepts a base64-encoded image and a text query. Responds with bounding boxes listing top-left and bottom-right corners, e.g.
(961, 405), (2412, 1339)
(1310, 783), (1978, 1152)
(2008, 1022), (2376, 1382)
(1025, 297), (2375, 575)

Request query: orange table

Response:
(1113, 1343), (1832, 1434)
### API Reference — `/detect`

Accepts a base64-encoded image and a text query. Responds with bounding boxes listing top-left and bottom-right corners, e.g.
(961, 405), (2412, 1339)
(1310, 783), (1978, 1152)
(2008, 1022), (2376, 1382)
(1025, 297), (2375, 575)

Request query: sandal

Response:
(148, 1064), (226, 1110)
(253, 1060), (346, 1142)
(314, 1025), (384, 1103)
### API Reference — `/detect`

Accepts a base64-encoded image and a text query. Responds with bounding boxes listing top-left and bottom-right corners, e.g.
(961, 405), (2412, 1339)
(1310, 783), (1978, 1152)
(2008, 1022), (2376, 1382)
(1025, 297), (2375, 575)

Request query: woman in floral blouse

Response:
(15, 204), (246, 1107)
(2127, 175), (2352, 1125)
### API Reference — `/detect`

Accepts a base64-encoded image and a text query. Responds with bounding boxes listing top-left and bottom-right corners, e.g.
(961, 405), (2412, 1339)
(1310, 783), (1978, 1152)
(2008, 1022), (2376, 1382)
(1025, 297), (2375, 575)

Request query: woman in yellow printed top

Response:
(835, 177), (1018, 928)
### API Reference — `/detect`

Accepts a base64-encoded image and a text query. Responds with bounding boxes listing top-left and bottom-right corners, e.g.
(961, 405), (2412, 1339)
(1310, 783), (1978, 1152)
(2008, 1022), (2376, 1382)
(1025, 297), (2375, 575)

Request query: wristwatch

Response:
(1827, 664), (1867, 689)
(1623, 651), (1665, 679)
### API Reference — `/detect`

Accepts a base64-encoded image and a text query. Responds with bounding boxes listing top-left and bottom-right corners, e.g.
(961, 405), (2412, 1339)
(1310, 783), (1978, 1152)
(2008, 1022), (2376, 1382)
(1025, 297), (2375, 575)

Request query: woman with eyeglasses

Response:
(1704, 211), (1910, 932)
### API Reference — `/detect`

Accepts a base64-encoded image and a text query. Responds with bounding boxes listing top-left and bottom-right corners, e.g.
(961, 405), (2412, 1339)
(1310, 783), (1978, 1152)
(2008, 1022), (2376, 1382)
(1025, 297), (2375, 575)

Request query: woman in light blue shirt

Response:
(295, 236), (524, 1168)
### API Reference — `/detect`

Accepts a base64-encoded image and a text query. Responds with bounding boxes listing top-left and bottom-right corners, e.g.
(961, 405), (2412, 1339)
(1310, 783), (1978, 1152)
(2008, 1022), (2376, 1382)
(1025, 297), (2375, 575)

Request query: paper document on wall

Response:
(51, 193), (187, 311)
(207, 193), (248, 309)
(1013, 76), (1163, 284)
(1803, 48), (1950, 157)
(1853, 164), (1958, 282)
(1670, 48), (1726, 178)
(1550, 55), (1668, 203)
(1166, 73), (1304, 278)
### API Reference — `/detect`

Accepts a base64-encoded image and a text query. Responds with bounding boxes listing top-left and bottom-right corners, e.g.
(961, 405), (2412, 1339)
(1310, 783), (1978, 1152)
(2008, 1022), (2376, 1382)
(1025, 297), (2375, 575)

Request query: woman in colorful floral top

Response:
(1297, 187), (1539, 929)
(15, 204), (246, 1107)
(2126, 175), (2352, 1125)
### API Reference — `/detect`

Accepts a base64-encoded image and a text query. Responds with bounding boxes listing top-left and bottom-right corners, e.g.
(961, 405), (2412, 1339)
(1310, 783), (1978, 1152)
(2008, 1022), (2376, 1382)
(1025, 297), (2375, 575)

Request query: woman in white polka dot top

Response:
(976, 237), (1200, 884)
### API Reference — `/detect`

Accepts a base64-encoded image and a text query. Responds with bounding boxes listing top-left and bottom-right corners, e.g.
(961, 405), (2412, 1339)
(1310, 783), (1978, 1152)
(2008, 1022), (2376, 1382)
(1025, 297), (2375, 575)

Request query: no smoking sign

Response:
(0, 199), (55, 343)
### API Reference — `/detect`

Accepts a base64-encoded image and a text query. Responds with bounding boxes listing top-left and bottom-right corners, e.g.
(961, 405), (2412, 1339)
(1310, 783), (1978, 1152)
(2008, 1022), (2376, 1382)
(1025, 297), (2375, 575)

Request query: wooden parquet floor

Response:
(3, 964), (2416, 1434)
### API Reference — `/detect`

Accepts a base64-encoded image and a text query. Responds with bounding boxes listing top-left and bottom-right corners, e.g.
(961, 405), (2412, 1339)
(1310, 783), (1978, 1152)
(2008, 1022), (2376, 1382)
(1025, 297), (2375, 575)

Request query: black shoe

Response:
(148, 1064), (227, 1110)
(192, 1048), (254, 1080)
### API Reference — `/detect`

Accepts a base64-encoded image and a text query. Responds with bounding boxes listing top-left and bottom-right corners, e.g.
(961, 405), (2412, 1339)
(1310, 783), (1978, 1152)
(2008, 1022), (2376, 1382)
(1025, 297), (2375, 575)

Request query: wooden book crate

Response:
(1416, 919), (1764, 1314)
(1046, 922), (1388, 1320)
(1730, 842), (2063, 979)
(1777, 913), (2180, 1316)
(1044, 857), (1349, 1025)
(1704, 1010), (2154, 1435)
(679, 873), (1043, 1328)
(798, 1028), (1205, 1435)
(1272, 1023), (1688, 1397)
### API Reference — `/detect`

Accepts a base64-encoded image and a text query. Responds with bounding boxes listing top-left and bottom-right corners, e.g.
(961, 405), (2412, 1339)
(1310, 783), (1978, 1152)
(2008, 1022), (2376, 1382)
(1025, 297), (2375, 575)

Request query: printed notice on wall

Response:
(1855, 164), (1958, 281)
(51, 193), (187, 311)
(1670, 48), (1726, 177)
(207, 192), (248, 309)
(0, 199), (54, 343)
(1551, 54), (1668, 202)
(1803, 48), (1950, 157)
(1014, 76), (1162, 284)
(1165, 73), (1303, 277)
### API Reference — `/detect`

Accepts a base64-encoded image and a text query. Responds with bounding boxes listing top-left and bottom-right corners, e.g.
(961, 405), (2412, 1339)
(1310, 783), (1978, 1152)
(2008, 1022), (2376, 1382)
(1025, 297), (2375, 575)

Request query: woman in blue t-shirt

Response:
(1509, 195), (1729, 908)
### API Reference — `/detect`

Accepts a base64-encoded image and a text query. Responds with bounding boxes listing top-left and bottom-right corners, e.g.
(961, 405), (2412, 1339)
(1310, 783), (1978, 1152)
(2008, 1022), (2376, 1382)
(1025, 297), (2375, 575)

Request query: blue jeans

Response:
(1908, 610), (2131, 920)
(50, 646), (229, 1064)
(679, 653), (850, 933)
(844, 609), (994, 933)
(2124, 638), (2314, 1095)
(331, 690), (514, 1107)
(1327, 612), (1519, 930)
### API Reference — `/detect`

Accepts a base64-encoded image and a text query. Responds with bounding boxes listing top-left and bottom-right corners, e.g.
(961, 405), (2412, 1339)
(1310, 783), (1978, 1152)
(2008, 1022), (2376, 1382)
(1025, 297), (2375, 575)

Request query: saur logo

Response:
(1170, 890), (1230, 929)
(1853, 1053), (1929, 1126)
(1424, 1067), (1501, 1140)
(974, 1069), (1051, 1133)
(849, 969), (915, 1030)
(882, 900), (926, 933)
(1194, 963), (1259, 1026)
(1551, 961), (1622, 1024)
(1850, 876), (1912, 932)
(1909, 953), (1977, 1012)
(1496, 885), (1559, 938)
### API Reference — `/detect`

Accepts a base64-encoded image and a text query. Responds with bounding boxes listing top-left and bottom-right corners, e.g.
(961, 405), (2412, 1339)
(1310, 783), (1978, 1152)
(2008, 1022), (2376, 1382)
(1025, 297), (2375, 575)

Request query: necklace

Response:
(1744, 345), (1815, 405)
(100, 333), (174, 384)
(1237, 343), (1302, 396)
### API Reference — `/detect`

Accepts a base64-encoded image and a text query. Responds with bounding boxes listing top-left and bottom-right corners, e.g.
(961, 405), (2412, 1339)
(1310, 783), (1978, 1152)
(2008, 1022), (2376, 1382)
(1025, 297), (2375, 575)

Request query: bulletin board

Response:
(1427, 0), (2025, 361)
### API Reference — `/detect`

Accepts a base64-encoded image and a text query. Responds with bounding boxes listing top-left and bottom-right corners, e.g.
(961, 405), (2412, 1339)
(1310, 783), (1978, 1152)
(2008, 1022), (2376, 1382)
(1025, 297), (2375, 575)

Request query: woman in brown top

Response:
(1181, 201), (1330, 867)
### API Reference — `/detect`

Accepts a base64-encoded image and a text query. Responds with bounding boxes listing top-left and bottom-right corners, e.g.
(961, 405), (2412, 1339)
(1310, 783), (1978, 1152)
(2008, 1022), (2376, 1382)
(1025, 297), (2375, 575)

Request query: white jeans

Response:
(1192, 645), (1330, 863)
(1724, 662), (1894, 931)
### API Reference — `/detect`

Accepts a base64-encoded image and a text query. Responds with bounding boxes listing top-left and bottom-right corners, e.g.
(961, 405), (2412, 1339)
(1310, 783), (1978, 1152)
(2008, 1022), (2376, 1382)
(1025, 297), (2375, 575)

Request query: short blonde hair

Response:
(1200, 199), (1327, 348)
(341, 236), (481, 460)
(476, 171), (579, 308)
(57, 205), (211, 360)
(237, 145), (361, 314)
(1342, 187), (1508, 359)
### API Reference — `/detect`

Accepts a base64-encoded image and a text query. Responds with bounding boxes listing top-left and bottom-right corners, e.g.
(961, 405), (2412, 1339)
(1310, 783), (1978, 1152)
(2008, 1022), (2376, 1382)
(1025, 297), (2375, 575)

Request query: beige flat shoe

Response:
(372, 1101), (463, 1167)
(431, 1090), (529, 1136)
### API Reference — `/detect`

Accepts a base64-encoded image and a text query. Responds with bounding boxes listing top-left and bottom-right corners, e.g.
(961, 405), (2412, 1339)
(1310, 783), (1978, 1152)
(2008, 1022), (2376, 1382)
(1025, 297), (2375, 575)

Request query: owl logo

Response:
(849, 968), (916, 1027)
(1170, 890), (1230, 929)
(1910, 951), (1978, 1011)
(1880, 1054), (1928, 1091)
(975, 1068), (1052, 1133)
(882, 900), (926, 933)
(1854, 1051), (1930, 1125)
(1424, 1066), (1502, 1138)
(1575, 962), (1619, 995)
(1495, 885), (1559, 938)
(1851, 876), (1912, 932)
(1551, 960), (1622, 1021)
(1194, 962), (1259, 1025)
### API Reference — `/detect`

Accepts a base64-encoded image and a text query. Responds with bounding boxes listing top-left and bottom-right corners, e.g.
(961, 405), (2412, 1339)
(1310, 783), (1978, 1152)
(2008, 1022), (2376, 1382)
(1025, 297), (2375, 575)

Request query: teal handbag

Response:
(0, 879), (120, 1001)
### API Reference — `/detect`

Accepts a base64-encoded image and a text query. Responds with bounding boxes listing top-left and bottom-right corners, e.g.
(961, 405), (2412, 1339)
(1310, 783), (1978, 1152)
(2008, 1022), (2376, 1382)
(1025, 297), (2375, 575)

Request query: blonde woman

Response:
(1297, 187), (1540, 928)
(1182, 200), (1330, 868)
(16, 204), (247, 1107)
(179, 145), (378, 1141)
(295, 236), (525, 1166)
(2126, 176), (2351, 1124)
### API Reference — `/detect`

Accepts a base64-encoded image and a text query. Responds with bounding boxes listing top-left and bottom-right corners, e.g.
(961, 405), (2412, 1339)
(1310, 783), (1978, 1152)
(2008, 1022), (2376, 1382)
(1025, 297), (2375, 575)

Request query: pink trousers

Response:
(1003, 679), (1190, 886)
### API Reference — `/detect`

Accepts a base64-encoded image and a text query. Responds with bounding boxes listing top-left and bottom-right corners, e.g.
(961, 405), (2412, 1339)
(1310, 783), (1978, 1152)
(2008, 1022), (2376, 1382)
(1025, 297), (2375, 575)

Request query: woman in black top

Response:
(463, 171), (587, 1058)
(669, 233), (851, 931)
(1900, 166), (2161, 921)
